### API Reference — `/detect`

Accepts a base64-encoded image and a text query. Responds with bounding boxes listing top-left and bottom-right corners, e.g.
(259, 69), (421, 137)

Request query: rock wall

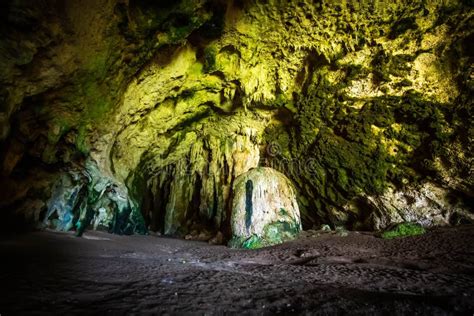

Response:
(0, 0), (472, 236)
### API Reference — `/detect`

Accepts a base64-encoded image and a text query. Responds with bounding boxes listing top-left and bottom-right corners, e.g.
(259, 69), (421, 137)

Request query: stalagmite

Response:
(230, 167), (302, 249)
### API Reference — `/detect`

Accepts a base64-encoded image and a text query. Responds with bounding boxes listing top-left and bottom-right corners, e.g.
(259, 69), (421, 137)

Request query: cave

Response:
(0, 0), (473, 314)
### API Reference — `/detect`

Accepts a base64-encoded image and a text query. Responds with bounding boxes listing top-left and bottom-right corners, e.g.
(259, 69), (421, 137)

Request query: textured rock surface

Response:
(41, 160), (146, 235)
(230, 167), (301, 248)
(0, 0), (472, 236)
(364, 182), (474, 230)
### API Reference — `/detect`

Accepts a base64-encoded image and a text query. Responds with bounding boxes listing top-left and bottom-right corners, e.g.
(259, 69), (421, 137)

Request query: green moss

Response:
(188, 62), (204, 77)
(264, 220), (300, 244)
(288, 54), (463, 224)
(85, 52), (109, 80)
(228, 235), (263, 249)
(388, 17), (418, 39)
(381, 222), (426, 239)
(229, 218), (300, 249)
(397, 79), (413, 87)
(203, 45), (217, 73)
(274, 94), (297, 113)
(82, 81), (112, 121)
(76, 125), (90, 154)
(371, 51), (416, 83)
(168, 20), (200, 43)
(242, 235), (263, 249)
(279, 208), (289, 216)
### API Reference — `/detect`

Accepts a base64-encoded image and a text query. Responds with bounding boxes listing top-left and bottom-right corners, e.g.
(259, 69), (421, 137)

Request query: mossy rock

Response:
(381, 222), (426, 239)
(230, 167), (302, 249)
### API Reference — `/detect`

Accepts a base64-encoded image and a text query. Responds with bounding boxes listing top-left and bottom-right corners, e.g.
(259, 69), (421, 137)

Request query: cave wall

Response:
(0, 0), (472, 236)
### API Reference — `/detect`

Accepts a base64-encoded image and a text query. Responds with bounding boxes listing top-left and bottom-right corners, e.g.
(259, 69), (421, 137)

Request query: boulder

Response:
(230, 167), (301, 249)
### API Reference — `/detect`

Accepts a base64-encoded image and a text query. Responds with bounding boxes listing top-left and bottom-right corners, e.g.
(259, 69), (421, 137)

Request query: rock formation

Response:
(0, 0), (472, 243)
(230, 167), (301, 248)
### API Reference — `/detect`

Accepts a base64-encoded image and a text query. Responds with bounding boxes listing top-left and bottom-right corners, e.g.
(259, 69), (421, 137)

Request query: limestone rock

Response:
(208, 231), (224, 245)
(43, 172), (84, 232)
(138, 118), (263, 236)
(0, 0), (472, 238)
(41, 160), (147, 235)
(364, 182), (474, 230)
(230, 167), (301, 249)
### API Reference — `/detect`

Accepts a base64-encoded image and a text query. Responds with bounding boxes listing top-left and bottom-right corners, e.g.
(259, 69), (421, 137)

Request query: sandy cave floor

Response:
(0, 226), (473, 315)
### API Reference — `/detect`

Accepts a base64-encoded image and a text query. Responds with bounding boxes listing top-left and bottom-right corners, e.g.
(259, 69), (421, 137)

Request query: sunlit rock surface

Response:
(0, 0), (472, 236)
(230, 167), (301, 248)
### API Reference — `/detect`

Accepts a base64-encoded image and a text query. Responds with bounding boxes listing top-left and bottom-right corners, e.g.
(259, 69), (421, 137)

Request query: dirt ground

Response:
(0, 226), (473, 315)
